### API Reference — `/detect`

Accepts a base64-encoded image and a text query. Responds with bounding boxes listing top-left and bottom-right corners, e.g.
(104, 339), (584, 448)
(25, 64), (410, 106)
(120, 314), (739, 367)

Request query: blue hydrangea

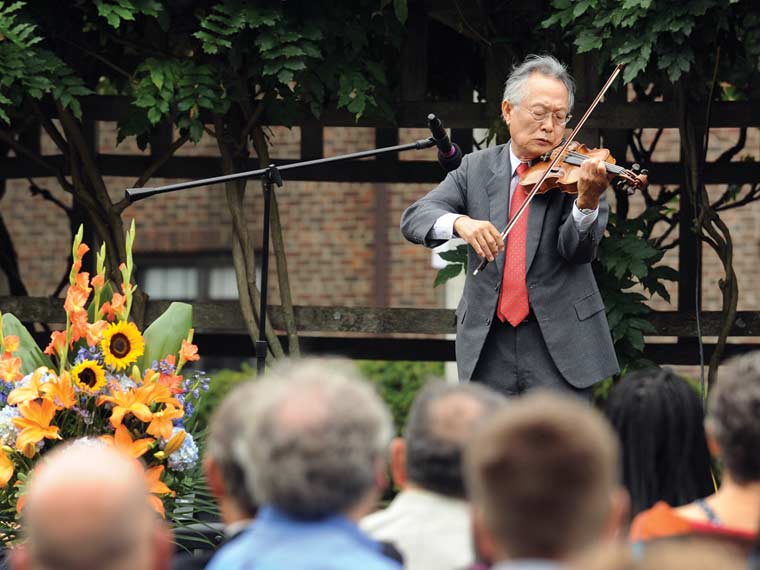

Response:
(0, 406), (21, 446)
(165, 428), (198, 472)
(106, 373), (136, 392)
(75, 346), (104, 365)
(17, 369), (56, 388)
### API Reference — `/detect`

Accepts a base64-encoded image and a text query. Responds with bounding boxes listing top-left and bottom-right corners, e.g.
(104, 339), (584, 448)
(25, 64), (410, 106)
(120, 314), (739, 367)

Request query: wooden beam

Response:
(5, 297), (760, 337)
(1, 154), (758, 186)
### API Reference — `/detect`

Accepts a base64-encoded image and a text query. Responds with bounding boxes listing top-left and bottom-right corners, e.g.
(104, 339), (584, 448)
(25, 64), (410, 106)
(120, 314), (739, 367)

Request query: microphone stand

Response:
(126, 134), (438, 375)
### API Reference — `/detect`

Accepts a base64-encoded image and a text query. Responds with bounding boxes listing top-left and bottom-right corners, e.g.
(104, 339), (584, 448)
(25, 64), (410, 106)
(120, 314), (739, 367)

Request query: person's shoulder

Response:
(462, 144), (506, 167)
(629, 501), (693, 542)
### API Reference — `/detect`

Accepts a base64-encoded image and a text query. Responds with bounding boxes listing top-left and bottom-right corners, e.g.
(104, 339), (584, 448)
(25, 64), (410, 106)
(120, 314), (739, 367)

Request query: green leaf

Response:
(434, 263), (463, 287)
(139, 302), (193, 369)
(393, 0), (408, 24)
(1, 313), (54, 374)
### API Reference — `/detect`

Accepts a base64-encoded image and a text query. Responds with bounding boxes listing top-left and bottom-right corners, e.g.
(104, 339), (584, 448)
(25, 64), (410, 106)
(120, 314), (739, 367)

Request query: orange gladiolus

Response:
(179, 339), (200, 363)
(43, 330), (67, 357)
(0, 448), (14, 487)
(3, 335), (19, 354)
(100, 424), (154, 459)
(69, 310), (90, 344)
(98, 386), (153, 428)
(73, 272), (91, 294)
(91, 273), (105, 290)
(40, 371), (76, 409)
(84, 320), (109, 347)
(72, 243), (90, 273)
(13, 398), (61, 458)
(100, 293), (126, 322)
(146, 405), (184, 440)
(0, 355), (22, 383)
(63, 285), (89, 317)
(145, 465), (174, 518)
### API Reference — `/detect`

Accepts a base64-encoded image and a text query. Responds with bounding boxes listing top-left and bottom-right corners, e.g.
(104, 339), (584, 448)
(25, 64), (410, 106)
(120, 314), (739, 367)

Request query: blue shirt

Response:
(207, 506), (403, 570)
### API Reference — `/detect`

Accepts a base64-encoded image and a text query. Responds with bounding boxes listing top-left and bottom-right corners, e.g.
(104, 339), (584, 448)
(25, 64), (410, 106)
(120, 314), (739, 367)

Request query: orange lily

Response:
(43, 330), (67, 357)
(40, 371), (76, 409)
(146, 404), (184, 440)
(3, 335), (19, 354)
(140, 381), (181, 408)
(163, 429), (186, 457)
(0, 448), (14, 487)
(13, 398), (61, 458)
(7, 367), (51, 404)
(145, 465), (174, 517)
(0, 354), (22, 383)
(100, 424), (154, 459)
(98, 385), (153, 428)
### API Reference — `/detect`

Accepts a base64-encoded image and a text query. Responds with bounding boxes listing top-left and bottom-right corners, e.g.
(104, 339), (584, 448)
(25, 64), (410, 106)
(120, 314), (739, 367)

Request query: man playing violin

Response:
(401, 54), (618, 397)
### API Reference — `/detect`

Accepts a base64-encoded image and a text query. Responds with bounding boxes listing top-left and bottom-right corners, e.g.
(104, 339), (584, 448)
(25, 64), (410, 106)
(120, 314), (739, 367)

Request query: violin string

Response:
(562, 151), (626, 175)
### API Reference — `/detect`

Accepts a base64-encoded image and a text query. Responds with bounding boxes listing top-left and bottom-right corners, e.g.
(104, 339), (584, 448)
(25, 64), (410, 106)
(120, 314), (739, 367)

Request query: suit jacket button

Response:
(486, 317), (491, 326)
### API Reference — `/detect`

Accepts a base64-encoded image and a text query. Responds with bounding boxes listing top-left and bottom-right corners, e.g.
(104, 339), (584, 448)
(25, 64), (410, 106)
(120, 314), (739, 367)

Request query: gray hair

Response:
(405, 381), (506, 498)
(707, 351), (760, 483)
(206, 380), (259, 516)
(238, 358), (393, 519)
(503, 54), (575, 111)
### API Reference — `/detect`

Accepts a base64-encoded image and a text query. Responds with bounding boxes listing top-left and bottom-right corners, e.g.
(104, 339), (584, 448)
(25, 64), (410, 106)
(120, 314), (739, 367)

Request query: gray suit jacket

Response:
(400, 143), (619, 388)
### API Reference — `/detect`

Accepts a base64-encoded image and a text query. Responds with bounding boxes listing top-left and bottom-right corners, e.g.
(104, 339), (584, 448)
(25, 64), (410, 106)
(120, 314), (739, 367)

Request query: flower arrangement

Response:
(0, 223), (211, 533)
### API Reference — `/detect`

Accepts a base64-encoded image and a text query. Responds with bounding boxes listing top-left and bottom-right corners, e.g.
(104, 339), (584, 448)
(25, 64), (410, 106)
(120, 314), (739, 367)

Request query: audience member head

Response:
(204, 380), (259, 525)
(707, 351), (760, 485)
(605, 368), (713, 516)
(390, 381), (505, 497)
(238, 357), (393, 520)
(12, 439), (171, 570)
(465, 392), (628, 563)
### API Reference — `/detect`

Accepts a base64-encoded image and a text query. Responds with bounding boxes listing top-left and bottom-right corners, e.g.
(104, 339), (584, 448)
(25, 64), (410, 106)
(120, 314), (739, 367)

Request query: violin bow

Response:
(474, 63), (623, 276)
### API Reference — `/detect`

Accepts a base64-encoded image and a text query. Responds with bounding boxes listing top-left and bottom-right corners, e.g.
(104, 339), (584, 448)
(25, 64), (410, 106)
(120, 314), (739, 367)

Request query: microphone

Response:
(427, 113), (462, 172)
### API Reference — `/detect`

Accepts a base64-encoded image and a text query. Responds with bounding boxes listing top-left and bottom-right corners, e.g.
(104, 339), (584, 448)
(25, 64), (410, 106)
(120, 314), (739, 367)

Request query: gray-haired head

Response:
(405, 381), (507, 498)
(206, 380), (259, 517)
(503, 54), (575, 111)
(238, 358), (393, 519)
(707, 351), (760, 483)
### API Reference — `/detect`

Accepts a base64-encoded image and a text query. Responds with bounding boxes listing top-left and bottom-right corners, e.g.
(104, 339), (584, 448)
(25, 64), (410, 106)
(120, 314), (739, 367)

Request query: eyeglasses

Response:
(518, 105), (573, 126)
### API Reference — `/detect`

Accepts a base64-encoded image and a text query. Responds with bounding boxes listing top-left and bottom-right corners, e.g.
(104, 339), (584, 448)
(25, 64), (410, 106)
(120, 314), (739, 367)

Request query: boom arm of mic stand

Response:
(125, 138), (437, 203)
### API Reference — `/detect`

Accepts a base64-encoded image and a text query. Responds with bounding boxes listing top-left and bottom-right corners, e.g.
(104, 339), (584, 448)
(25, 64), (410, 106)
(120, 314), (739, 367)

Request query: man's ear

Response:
(472, 506), (499, 565)
(8, 543), (31, 570)
(151, 520), (175, 570)
(501, 99), (513, 126)
(604, 486), (631, 540)
(389, 437), (407, 489)
(704, 421), (721, 459)
(203, 457), (226, 502)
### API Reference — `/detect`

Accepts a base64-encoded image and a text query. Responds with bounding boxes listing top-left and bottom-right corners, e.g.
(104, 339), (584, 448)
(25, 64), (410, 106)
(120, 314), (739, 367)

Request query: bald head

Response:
(404, 382), (506, 497)
(17, 440), (167, 570)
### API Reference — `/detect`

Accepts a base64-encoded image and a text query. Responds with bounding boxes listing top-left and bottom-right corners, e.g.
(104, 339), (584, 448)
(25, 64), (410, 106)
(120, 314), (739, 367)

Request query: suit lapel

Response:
(484, 145), (511, 276)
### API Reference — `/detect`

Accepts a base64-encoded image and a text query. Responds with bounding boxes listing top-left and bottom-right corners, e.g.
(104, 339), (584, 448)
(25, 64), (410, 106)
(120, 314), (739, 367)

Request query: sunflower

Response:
(101, 322), (144, 371)
(71, 360), (106, 394)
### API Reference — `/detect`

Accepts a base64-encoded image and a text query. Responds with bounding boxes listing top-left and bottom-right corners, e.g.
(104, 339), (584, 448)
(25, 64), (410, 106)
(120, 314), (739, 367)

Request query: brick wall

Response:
(3, 122), (757, 322)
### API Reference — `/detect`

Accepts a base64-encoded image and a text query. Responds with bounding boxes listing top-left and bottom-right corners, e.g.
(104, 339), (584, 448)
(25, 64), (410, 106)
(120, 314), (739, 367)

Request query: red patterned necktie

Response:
(497, 161), (531, 326)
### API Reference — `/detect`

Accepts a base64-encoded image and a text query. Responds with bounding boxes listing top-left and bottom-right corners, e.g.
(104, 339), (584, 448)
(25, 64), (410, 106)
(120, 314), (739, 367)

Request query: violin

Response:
(520, 140), (649, 197)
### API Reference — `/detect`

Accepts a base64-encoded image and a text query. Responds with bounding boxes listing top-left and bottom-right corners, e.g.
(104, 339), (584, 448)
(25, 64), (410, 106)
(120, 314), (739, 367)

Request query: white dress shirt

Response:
(360, 488), (474, 570)
(430, 144), (599, 240)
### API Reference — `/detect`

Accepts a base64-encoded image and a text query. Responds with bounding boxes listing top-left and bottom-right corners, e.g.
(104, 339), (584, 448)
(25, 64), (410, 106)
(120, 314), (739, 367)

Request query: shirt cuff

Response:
(572, 200), (599, 233)
(432, 213), (465, 240)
